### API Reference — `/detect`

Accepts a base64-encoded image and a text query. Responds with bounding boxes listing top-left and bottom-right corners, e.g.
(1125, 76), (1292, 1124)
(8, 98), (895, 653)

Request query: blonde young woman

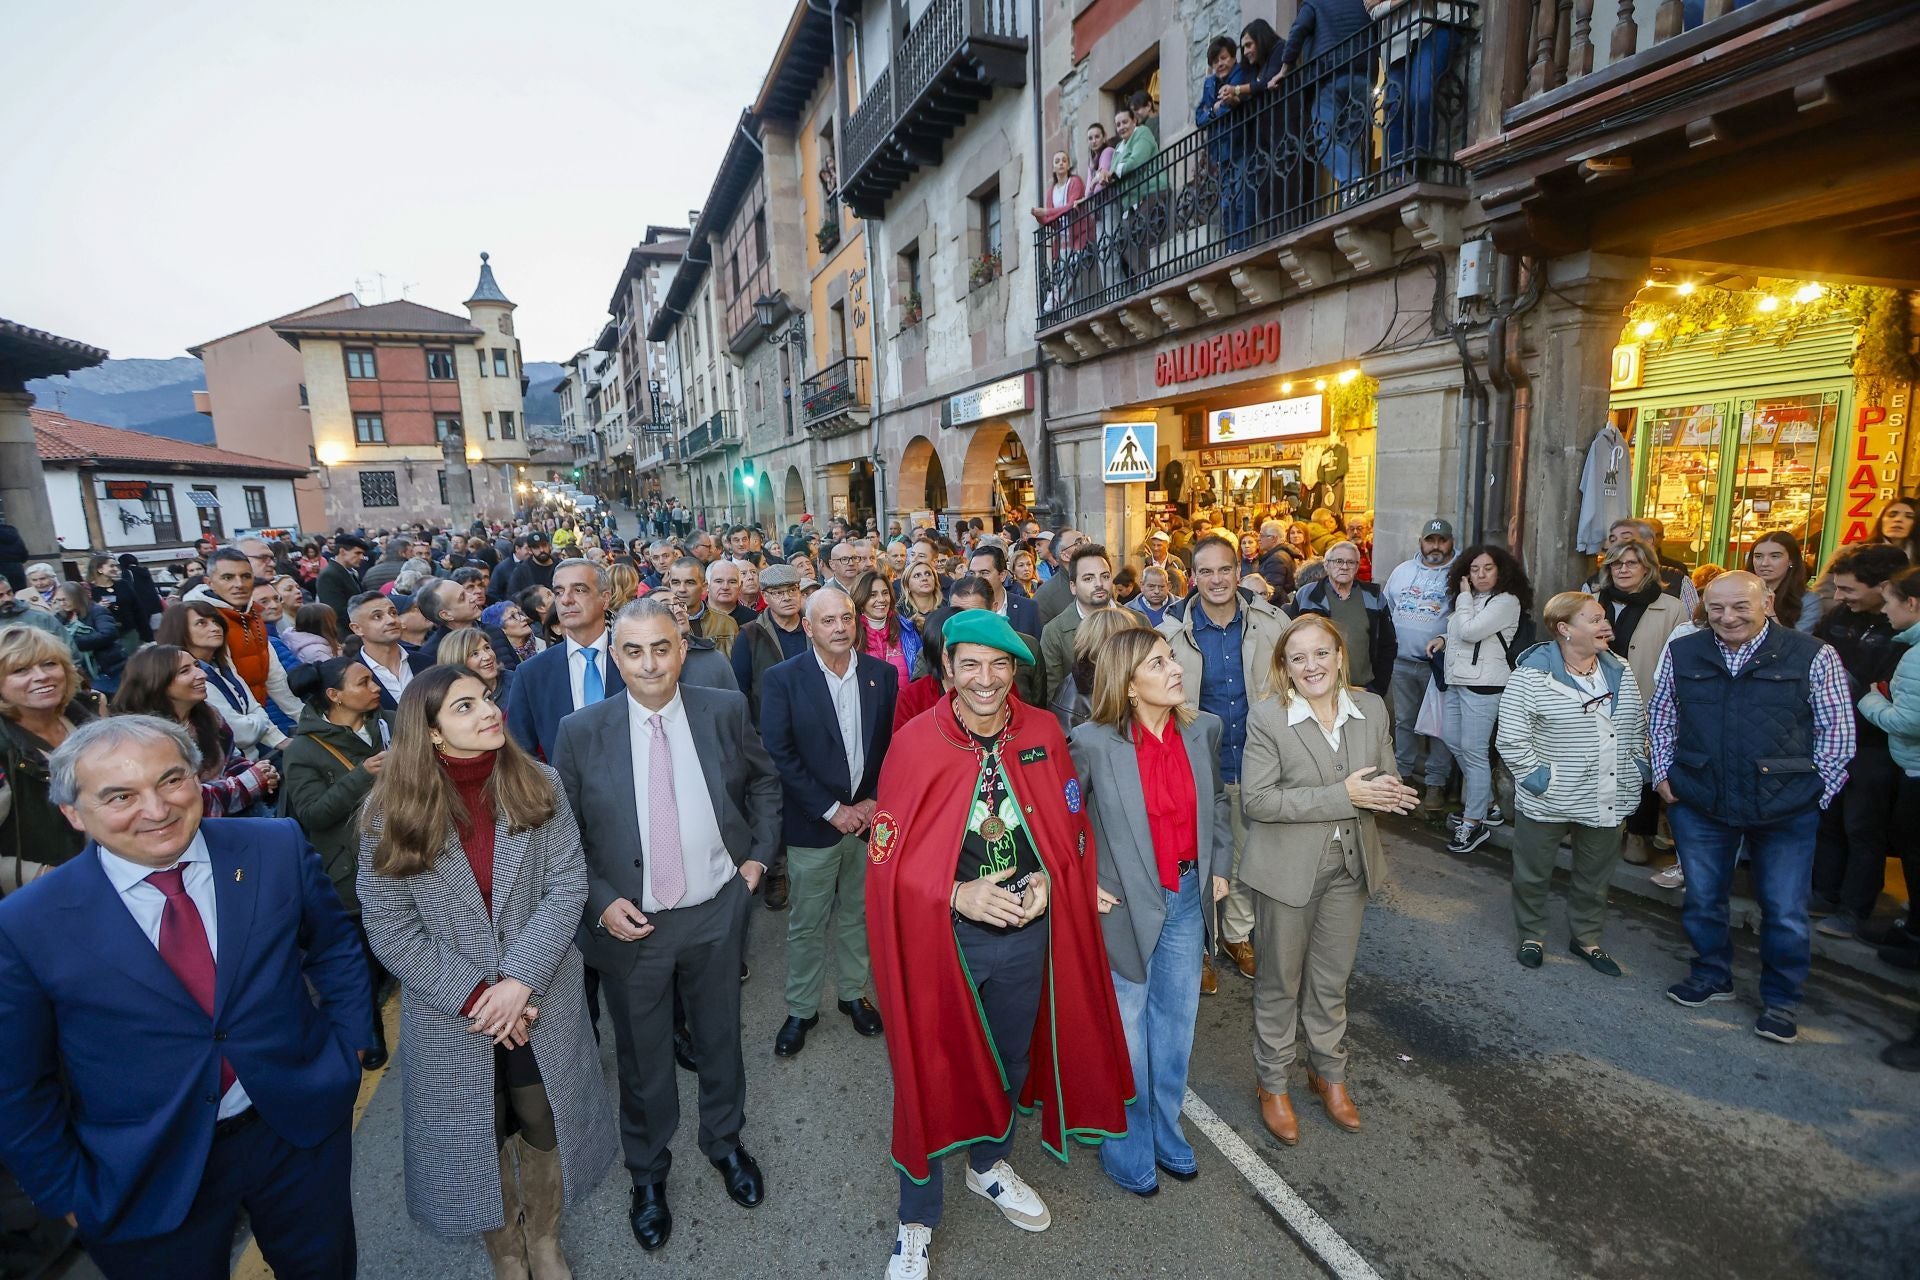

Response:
(1238, 615), (1417, 1145)
(438, 626), (516, 707)
(897, 561), (947, 628)
(358, 666), (615, 1278)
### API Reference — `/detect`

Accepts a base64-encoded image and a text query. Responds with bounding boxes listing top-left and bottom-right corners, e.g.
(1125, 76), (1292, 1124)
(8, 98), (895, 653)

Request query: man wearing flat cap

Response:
(866, 610), (1132, 1279)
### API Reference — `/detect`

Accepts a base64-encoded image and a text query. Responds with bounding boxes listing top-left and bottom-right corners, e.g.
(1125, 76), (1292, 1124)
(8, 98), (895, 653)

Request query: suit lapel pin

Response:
(234, 868), (245, 883)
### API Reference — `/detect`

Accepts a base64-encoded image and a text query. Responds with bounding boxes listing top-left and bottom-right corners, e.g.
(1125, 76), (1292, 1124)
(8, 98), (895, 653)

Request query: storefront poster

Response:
(1207, 394), (1325, 446)
(1842, 395), (1909, 543)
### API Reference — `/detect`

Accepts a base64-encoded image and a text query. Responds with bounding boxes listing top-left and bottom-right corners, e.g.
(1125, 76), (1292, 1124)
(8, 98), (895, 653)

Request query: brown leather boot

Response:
(1255, 1087), (1298, 1145)
(514, 1135), (572, 1280)
(1222, 939), (1257, 979)
(1307, 1072), (1361, 1133)
(481, 1142), (530, 1280)
(1200, 953), (1219, 996)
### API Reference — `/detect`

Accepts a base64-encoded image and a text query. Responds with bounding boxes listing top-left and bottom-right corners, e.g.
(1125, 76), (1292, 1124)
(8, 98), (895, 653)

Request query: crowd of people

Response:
(0, 492), (1916, 1280)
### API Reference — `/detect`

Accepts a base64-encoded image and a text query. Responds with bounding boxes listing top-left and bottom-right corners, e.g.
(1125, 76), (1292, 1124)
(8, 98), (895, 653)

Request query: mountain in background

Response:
(26, 356), (213, 444)
(522, 361), (566, 426)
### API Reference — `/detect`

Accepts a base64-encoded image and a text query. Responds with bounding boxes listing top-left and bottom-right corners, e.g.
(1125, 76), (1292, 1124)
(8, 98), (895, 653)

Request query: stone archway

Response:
(784, 466), (807, 527)
(757, 472), (775, 528)
(956, 423), (1032, 522)
(897, 435), (940, 521)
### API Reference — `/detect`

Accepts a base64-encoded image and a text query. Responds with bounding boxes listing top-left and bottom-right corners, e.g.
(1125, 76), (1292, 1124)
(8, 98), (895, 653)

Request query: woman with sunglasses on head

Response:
(1495, 591), (1648, 977)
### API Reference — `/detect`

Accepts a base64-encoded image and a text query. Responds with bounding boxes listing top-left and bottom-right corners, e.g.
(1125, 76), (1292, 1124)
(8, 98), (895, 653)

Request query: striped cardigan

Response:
(1495, 643), (1649, 827)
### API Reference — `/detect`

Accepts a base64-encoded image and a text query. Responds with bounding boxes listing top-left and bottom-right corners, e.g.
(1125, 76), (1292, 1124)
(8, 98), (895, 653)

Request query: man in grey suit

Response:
(552, 598), (780, 1254)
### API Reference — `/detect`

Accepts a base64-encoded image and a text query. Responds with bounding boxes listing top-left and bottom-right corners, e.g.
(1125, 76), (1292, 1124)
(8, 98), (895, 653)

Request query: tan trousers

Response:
(1250, 840), (1368, 1090)
(1220, 782), (1256, 946)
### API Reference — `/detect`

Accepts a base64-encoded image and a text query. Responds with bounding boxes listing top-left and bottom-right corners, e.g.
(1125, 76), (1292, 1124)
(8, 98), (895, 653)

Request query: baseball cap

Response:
(1149, 530), (1171, 543)
(1421, 518), (1454, 539)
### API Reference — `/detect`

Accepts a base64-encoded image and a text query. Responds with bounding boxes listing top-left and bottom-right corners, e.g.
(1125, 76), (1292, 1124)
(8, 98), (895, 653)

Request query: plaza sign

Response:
(943, 373), (1031, 428)
(1206, 393), (1325, 446)
(1155, 321), (1282, 387)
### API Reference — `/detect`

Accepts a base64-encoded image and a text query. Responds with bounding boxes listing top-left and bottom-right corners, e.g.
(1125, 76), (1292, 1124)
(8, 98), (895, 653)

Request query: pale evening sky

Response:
(0, 0), (795, 362)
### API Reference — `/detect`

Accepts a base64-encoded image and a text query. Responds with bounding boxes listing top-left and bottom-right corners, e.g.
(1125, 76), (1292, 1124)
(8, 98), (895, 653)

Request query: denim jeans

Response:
(1313, 73), (1372, 193)
(1667, 803), (1821, 1010)
(1442, 686), (1501, 821)
(1100, 868), (1204, 1192)
(897, 916), (1050, 1228)
(1383, 27), (1455, 165)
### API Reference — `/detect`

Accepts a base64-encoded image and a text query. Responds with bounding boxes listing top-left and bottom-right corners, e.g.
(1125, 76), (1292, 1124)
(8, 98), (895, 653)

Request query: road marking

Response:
(232, 992), (400, 1280)
(1183, 1088), (1384, 1280)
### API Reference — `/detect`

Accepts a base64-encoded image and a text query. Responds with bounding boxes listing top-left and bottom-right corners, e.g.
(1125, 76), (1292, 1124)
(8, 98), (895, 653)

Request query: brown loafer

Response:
(1307, 1071), (1361, 1133)
(1200, 953), (1219, 996)
(1223, 939), (1257, 980)
(1255, 1087), (1298, 1146)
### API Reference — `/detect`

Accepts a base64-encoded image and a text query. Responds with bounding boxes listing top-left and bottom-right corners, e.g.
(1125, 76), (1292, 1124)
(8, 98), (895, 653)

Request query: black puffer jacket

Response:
(1815, 605), (1901, 747)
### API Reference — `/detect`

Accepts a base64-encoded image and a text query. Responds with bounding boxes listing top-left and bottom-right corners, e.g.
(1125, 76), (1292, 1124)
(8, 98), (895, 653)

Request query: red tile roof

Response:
(30, 409), (309, 477)
(271, 299), (481, 341)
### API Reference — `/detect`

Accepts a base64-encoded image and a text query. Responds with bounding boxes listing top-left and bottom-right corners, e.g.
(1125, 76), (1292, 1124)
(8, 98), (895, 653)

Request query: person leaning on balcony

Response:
(1267, 0), (1374, 193)
(1032, 149), (1090, 312)
(1083, 121), (1116, 196)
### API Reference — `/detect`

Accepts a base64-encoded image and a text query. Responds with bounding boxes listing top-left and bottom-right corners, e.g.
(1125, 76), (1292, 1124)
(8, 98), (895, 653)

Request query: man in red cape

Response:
(866, 610), (1132, 1279)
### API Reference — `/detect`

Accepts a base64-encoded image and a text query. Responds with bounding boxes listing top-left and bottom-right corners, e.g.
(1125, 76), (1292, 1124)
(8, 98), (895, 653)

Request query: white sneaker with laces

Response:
(886, 1223), (932, 1279)
(966, 1160), (1052, 1231)
(1651, 862), (1685, 889)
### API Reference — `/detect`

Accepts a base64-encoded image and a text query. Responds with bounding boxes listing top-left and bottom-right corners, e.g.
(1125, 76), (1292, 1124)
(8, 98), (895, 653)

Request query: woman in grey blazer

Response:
(1069, 629), (1231, 1196)
(1239, 615), (1418, 1146)
(360, 666), (616, 1279)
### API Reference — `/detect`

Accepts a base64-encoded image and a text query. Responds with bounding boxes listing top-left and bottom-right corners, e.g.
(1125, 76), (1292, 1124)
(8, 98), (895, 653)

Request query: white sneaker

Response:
(886, 1223), (932, 1279)
(1651, 862), (1685, 889)
(966, 1160), (1051, 1232)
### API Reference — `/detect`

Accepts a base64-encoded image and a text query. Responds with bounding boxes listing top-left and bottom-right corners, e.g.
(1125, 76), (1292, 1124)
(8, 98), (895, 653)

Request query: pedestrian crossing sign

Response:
(1102, 422), (1156, 484)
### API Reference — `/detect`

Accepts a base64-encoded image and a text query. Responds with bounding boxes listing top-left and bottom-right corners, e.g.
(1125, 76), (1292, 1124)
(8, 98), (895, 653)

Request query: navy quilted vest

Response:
(1666, 623), (1822, 825)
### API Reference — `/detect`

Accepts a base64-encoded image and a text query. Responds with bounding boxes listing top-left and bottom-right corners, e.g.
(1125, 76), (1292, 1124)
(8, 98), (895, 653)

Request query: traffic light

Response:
(572, 468), (582, 481)
(737, 460), (755, 491)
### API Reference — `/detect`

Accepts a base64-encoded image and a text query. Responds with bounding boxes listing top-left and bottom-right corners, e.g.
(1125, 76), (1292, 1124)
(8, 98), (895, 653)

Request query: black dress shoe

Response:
(628, 1182), (671, 1251)
(764, 869), (790, 911)
(360, 1008), (389, 1070)
(1155, 1160), (1198, 1182)
(774, 1015), (818, 1057)
(711, 1146), (764, 1207)
(838, 997), (884, 1037)
(673, 1024), (697, 1073)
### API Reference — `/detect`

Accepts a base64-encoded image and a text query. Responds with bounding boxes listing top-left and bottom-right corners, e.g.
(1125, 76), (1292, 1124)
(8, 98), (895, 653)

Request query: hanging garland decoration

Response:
(1325, 372), (1379, 431)
(1624, 283), (1915, 388)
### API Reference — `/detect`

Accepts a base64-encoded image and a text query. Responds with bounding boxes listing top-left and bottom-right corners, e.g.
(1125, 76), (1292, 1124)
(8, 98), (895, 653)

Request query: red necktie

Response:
(146, 866), (236, 1095)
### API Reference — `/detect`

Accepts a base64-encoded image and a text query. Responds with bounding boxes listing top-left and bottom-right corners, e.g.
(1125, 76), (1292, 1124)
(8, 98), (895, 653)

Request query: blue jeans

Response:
(1667, 803), (1820, 1011)
(1313, 73), (1372, 193)
(1383, 27), (1455, 165)
(1099, 868), (1204, 1192)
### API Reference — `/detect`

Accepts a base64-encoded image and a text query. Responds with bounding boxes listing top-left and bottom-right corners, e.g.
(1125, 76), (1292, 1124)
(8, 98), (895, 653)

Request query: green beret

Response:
(942, 609), (1035, 665)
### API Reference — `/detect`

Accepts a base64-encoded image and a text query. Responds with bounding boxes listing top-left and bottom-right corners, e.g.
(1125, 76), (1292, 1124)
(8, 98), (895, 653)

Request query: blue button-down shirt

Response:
(1193, 604), (1249, 782)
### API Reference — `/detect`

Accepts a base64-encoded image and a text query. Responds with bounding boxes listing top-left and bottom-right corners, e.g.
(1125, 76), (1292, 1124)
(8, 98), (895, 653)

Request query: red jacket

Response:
(866, 692), (1133, 1182)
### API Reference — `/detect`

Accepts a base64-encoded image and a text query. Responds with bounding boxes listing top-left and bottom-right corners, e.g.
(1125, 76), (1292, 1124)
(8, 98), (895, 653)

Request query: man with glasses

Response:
(1289, 540), (1396, 696)
(827, 542), (862, 593)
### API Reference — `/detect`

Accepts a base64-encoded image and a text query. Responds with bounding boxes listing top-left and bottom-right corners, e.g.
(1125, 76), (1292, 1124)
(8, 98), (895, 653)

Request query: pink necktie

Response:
(648, 714), (687, 908)
(146, 866), (237, 1094)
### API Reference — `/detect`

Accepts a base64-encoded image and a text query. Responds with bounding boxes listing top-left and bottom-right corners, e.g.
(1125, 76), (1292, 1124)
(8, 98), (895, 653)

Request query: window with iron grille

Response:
(426, 349), (456, 379)
(354, 414), (385, 443)
(360, 471), (400, 508)
(244, 486), (269, 526)
(345, 349), (377, 379)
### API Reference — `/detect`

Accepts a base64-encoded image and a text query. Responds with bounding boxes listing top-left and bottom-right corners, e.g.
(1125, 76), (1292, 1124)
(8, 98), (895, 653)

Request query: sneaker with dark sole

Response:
(1447, 822), (1491, 855)
(1483, 803), (1504, 828)
(1754, 1008), (1799, 1044)
(1667, 977), (1735, 1007)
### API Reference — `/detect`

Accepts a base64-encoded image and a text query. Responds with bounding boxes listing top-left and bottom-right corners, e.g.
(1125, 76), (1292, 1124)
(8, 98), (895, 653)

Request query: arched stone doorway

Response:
(784, 466), (807, 527)
(957, 425), (1033, 524)
(757, 473), (775, 528)
(897, 436), (949, 524)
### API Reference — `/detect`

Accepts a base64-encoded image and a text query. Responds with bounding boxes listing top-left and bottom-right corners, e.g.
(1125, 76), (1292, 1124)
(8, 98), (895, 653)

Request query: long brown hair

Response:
(155, 599), (231, 666)
(850, 570), (899, 646)
(114, 644), (227, 775)
(363, 665), (556, 877)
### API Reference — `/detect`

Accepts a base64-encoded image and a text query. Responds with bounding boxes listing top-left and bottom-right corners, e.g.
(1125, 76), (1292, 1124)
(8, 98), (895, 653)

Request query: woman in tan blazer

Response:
(1239, 614), (1418, 1145)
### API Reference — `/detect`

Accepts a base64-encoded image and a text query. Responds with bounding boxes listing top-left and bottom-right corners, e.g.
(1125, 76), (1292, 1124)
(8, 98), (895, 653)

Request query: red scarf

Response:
(439, 750), (498, 916)
(866, 693), (1133, 1181)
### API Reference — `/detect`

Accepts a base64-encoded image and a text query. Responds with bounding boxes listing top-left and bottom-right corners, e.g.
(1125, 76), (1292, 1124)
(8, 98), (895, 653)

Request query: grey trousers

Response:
(1250, 842), (1368, 1089)
(1391, 657), (1452, 786)
(1219, 782), (1255, 946)
(1443, 687), (1502, 821)
(592, 874), (750, 1184)
(1510, 813), (1622, 948)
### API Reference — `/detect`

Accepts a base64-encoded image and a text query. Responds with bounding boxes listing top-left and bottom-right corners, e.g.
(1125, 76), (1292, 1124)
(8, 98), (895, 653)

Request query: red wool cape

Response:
(865, 692), (1134, 1183)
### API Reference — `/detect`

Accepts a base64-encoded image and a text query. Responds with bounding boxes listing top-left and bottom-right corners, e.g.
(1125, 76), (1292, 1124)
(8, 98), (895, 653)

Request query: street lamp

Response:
(754, 291), (807, 349)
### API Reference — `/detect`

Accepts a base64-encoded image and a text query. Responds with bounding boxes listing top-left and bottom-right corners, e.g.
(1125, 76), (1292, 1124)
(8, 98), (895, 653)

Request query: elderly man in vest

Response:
(1649, 571), (1854, 1046)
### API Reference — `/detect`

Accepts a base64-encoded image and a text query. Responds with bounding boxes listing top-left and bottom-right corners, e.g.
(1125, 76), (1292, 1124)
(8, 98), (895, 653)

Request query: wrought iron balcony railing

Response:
(1034, 1), (1476, 332)
(800, 356), (870, 433)
(841, 0), (1027, 217)
(679, 411), (739, 460)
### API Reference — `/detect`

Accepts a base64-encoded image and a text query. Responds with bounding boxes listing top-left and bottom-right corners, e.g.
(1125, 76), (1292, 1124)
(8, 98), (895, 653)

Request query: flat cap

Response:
(759, 564), (800, 588)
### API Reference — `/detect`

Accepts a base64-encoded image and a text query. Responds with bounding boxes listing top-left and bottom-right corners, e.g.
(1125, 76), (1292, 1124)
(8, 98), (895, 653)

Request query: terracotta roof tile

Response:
(271, 299), (481, 340)
(30, 409), (309, 477)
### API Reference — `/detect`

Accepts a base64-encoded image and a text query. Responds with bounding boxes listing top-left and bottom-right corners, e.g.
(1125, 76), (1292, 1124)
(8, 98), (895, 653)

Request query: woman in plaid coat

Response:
(359, 666), (616, 1279)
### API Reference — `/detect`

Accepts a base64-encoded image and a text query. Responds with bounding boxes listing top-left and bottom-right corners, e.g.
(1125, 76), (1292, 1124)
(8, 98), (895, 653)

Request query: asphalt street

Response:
(56, 818), (1920, 1280)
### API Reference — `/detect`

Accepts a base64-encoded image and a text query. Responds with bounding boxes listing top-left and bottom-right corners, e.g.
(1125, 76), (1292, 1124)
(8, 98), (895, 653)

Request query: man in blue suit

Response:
(0, 716), (372, 1279)
(968, 543), (1040, 638)
(507, 558), (621, 761)
(758, 587), (897, 1057)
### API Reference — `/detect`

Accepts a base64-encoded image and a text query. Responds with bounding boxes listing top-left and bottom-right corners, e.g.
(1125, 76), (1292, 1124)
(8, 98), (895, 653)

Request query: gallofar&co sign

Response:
(1154, 321), (1283, 387)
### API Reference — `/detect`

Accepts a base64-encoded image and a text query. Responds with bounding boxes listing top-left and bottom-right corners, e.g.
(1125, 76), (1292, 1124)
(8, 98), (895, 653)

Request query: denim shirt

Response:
(1194, 604), (1249, 782)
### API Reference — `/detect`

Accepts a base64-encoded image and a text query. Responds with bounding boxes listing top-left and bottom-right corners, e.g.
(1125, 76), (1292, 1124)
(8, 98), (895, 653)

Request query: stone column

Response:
(442, 432), (475, 529)
(0, 388), (60, 559)
(1520, 252), (1647, 595)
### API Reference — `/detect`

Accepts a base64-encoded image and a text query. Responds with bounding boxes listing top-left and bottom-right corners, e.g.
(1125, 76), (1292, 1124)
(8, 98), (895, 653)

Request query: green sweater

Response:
(1114, 123), (1166, 196)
